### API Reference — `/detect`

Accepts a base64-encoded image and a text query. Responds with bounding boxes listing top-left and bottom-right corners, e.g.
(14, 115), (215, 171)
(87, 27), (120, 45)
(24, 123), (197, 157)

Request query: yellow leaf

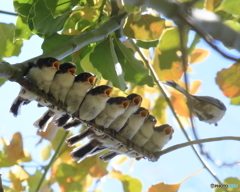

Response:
(6, 132), (25, 162)
(114, 156), (128, 164)
(152, 96), (167, 125)
(8, 170), (24, 191)
(89, 158), (108, 178)
(190, 48), (209, 64)
(17, 150), (32, 163)
(12, 165), (29, 180)
(216, 63), (240, 98)
(41, 145), (52, 161)
(148, 182), (180, 192)
(80, 4), (98, 21)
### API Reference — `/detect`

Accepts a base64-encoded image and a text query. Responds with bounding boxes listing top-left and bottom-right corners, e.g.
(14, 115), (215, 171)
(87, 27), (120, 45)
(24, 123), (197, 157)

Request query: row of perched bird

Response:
(10, 57), (227, 162)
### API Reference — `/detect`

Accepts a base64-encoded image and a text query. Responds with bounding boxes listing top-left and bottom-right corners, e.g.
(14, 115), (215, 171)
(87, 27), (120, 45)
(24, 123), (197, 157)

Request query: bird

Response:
(108, 93), (142, 132)
(10, 57), (60, 117)
(33, 62), (76, 131)
(69, 107), (149, 162)
(164, 81), (227, 126)
(62, 85), (113, 130)
(96, 113), (155, 161)
(55, 72), (96, 127)
(94, 97), (131, 128)
(65, 93), (142, 144)
(67, 97), (131, 161)
(99, 124), (174, 162)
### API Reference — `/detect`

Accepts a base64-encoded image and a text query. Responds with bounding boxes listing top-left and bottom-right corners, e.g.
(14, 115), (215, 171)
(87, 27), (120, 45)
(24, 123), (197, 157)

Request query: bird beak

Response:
(164, 126), (174, 135)
(68, 68), (76, 75)
(88, 76), (96, 85)
(122, 100), (130, 109)
(140, 110), (149, 118)
(52, 61), (61, 70)
(104, 88), (113, 97)
(133, 96), (142, 106)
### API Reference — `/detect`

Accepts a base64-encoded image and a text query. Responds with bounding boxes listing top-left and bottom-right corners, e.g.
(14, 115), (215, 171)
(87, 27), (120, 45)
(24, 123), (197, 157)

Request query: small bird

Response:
(55, 72), (96, 127)
(67, 97), (131, 161)
(108, 93), (142, 131)
(65, 93), (141, 144)
(94, 97), (130, 128)
(99, 124), (174, 161)
(63, 85), (113, 130)
(118, 107), (149, 140)
(69, 107), (149, 162)
(164, 81), (227, 126)
(34, 62), (76, 131)
(96, 112), (154, 160)
(130, 114), (157, 146)
(10, 57), (60, 117)
(79, 85), (113, 121)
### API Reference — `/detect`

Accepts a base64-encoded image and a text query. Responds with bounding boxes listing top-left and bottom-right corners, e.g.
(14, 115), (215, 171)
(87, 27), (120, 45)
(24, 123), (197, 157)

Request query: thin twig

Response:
(35, 132), (69, 192)
(0, 10), (18, 16)
(179, 13), (240, 62)
(157, 136), (240, 156)
(97, 0), (107, 23)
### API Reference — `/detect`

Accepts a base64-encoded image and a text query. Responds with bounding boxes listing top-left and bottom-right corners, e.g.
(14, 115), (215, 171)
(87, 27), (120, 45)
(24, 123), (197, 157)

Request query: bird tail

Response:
(65, 128), (94, 146)
(98, 151), (118, 162)
(10, 97), (25, 117)
(63, 119), (81, 130)
(70, 139), (100, 162)
(89, 147), (106, 156)
(164, 81), (188, 96)
(33, 110), (55, 131)
(55, 114), (71, 127)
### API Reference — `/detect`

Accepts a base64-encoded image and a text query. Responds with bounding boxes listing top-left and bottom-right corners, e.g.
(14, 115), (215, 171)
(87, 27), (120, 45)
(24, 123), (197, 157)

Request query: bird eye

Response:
(48, 59), (54, 63)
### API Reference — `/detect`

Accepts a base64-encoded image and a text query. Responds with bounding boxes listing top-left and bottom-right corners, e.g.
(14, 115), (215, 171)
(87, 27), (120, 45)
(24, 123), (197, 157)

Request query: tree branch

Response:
(127, 0), (240, 61)
(156, 137), (240, 157)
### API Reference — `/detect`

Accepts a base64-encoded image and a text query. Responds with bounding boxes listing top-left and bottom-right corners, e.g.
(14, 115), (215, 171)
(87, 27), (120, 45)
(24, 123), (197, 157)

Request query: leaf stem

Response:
(35, 132), (69, 192)
(97, 0), (107, 23)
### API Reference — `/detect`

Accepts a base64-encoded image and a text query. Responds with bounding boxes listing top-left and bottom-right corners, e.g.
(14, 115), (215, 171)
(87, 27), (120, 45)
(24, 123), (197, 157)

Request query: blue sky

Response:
(0, 1), (240, 192)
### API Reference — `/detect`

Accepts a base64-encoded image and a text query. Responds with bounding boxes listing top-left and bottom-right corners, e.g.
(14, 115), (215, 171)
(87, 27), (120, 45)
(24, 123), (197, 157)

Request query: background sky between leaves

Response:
(0, 1), (240, 192)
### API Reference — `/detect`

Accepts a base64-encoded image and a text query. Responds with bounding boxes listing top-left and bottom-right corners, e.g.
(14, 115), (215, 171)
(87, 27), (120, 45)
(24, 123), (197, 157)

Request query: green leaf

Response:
(41, 145), (52, 161)
(62, 11), (82, 32)
(13, 0), (35, 17)
(0, 23), (23, 58)
(0, 78), (7, 87)
(136, 39), (159, 49)
(44, 0), (79, 17)
(90, 38), (127, 91)
(42, 33), (73, 54)
(114, 38), (154, 86)
(64, 181), (83, 191)
(124, 14), (165, 41)
(0, 151), (15, 167)
(32, 0), (70, 35)
(152, 96), (167, 124)
(120, 175), (142, 192)
(56, 163), (75, 183)
(14, 16), (33, 40)
(224, 20), (240, 32)
(221, 0), (240, 16)
(215, 177), (240, 192)
(158, 27), (182, 69)
(28, 170), (46, 192)
(80, 51), (102, 78)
